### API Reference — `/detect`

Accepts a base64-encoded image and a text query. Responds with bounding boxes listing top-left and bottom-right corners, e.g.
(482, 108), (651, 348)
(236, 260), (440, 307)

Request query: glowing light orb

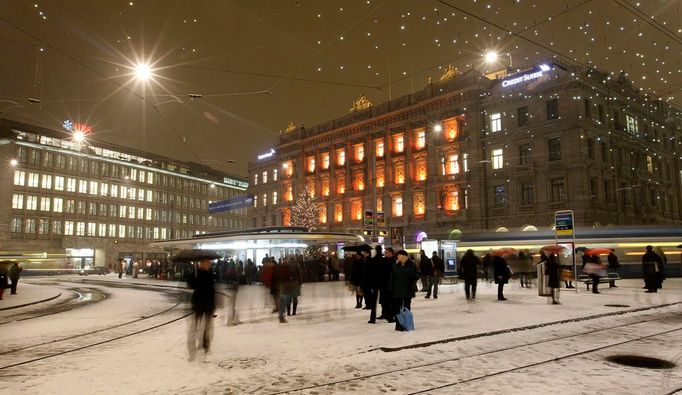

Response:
(134, 63), (152, 80)
(484, 51), (499, 63)
(73, 131), (85, 142)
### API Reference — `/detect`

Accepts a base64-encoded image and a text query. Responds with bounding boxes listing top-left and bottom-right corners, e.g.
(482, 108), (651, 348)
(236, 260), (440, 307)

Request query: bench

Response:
(578, 272), (621, 290)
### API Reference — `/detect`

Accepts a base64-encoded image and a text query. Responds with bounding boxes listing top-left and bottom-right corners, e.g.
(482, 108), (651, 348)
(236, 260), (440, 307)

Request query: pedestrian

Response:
(418, 250), (432, 293)
(378, 248), (396, 322)
(366, 245), (383, 324)
(388, 250), (419, 330)
(350, 251), (365, 308)
(287, 257), (303, 316)
(117, 259), (124, 278)
(607, 251), (621, 288)
(482, 252), (493, 282)
(0, 263), (8, 300)
(653, 247), (666, 290)
(584, 254), (606, 294)
(459, 250), (480, 300)
(642, 245), (662, 293)
(260, 258), (278, 313)
(493, 254), (511, 301)
(547, 253), (561, 304)
(9, 262), (22, 295)
(186, 258), (216, 360)
(431, 251), (444, 299)
(331, 253), (341, 281)
(273, 257), (293, 323)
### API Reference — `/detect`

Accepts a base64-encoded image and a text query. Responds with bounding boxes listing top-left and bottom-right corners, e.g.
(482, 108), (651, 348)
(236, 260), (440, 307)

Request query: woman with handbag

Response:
(388, 250), (419, 331)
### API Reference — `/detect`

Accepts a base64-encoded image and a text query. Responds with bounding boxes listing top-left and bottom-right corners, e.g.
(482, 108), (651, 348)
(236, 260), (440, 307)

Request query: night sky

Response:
(1, 0), (680, 176)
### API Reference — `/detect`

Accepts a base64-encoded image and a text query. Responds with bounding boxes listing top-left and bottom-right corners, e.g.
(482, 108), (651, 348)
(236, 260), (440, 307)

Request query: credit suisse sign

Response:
(501, 64), (550, 88)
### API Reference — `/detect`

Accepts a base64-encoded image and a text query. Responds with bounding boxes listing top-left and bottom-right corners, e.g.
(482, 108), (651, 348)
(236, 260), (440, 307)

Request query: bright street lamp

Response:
(484, 51), (498, 63)
(134, 63), (152, 80)
(10, 159), (18, 167)
(433, 123), (443, 133)
(73, 131), (86, 142)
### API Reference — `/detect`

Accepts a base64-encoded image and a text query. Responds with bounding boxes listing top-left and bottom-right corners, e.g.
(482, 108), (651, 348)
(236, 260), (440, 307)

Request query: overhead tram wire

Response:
(612, 0), (682, 46)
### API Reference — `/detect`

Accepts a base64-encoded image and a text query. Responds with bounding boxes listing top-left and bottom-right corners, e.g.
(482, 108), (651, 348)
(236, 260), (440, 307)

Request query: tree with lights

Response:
(290, 185), (319, 231)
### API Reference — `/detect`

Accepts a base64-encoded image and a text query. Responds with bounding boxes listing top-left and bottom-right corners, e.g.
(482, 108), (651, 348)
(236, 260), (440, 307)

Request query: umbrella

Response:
(342, 243), (372, 252)
(677, 244), (682, 249)
(541, 245), (568, 254)
(583, 248), (614, 256)
(493, 248), (517, 256)
(171, 249), (220, 262)
(575, 246), (588, 253)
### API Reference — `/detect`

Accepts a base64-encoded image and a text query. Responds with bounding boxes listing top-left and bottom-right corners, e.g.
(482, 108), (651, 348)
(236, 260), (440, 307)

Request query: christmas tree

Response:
(290, 185), (320, 231)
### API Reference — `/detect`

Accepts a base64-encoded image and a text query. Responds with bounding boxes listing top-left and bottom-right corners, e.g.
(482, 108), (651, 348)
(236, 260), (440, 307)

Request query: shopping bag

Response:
(395, 306), (414, 331)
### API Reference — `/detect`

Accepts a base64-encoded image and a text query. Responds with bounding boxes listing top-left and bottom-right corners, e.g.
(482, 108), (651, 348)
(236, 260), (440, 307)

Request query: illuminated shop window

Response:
(445, 190), (459, 211)
(392, 195), (403, 217)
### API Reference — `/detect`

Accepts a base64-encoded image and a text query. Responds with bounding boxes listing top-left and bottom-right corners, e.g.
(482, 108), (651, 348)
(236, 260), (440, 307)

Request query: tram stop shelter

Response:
(151, 226), (364, 264)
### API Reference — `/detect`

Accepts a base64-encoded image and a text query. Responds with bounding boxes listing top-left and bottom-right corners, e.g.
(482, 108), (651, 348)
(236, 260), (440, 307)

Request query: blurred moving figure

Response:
(286, 257), (303, 317)
(117, 259), (124, 279)
(642, 245), (663, 293)
(272, 258), (292, 323)
(431, 251), (444, 300)
(493, 255), (511, 301)
(9, 262), (22, 295)
(653, 247), (667, 290)
(607, 251), (620, 288)
(459, 250), (480, 300)
(418, 250), (433, 295)
(350, 252), (365, 309)
(187, 258), (216, 360)
(546, 254), (560, 304)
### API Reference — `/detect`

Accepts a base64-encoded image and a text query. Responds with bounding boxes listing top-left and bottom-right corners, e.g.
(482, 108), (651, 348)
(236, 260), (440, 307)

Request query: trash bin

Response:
(537, 262), (552, 296)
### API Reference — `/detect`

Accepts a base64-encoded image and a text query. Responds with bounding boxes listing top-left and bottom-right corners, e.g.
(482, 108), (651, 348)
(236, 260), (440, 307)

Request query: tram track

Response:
(0, 287), (106, 325)
(268, 310), (682, 394)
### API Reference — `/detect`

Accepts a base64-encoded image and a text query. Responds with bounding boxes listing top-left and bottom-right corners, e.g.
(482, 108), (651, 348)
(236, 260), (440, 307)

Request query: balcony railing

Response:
(518, 204), (534, 214)
(547, 201), (567, 211)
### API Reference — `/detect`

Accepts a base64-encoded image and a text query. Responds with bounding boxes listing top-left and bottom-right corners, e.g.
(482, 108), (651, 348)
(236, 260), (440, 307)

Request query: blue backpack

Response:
(396, 306), (414, 331)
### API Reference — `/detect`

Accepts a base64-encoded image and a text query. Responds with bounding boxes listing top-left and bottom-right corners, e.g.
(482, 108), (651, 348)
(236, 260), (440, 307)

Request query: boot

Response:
(286, 303), (291, 316)
(292, 300), (297, 316)
(355, 295), (362, 308)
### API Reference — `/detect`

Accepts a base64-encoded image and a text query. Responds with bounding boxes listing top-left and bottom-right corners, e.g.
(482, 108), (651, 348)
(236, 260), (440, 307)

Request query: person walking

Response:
(286, 257), (303, 316)
(388, 250), (419, 330)
(642, 245), (662, 293)
(350, 251), (365, 308)
(378, 248), (396, 322)
(653, 246), (667, 290)
(493, 255), (511, 301)
(431, 251), (444, 299)
(584, 254), (605, 294)
(117, 259), (124, 278)
(9, 262), (22, 295)
(546, 253), (561, 304)
(187, 258), (216, 360)
(482, 252), (493, 283)
(366, 245), (383, 324)
(607, 251), (620, 288)
(418, 250), (432, 293)
(273, 258), (292, 323)
(459, 250), (480, 300)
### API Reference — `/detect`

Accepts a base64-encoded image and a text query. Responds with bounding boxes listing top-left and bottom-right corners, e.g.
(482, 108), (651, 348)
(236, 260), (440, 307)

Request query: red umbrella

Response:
(583, 248), (614, 255)
(493, 248), (517, 256)
(541, 245), (568, 254)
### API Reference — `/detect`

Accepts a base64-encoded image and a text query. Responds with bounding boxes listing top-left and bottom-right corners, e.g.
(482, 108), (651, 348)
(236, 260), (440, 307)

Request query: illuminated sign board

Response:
(501, 64), (550, 88)
(62, 120), (93, 134)
(257, 148), (276, 160)
(223, 177), (249, 189)
(209, 195), (254, 213)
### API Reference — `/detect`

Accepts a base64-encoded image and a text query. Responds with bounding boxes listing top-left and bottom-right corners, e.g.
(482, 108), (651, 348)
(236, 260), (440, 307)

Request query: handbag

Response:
(395, 306), (414, 331)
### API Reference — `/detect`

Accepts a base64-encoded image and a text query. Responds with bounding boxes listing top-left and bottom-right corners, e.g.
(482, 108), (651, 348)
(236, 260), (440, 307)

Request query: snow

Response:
(1, 276), (680, 394)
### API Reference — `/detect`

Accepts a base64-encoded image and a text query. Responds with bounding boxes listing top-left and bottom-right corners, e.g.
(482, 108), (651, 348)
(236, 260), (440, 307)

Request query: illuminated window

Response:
(393, 134), (404, 153)
(89, 181), (98, 195)
(38, 219), (50, 235)
(351, 200), (362, 221)
(334, 203), (343, 223)
(490, 113), (501, 133)
(413, 192), (425, 216)
(262, 171), (268, 183)
(253, 173), (258, 185)
(376, 167), (385, 187)
(394, 162), (405, 184)
(375, 139), (385, 158)
(24, 218), (36, 234)
(415, 159), (427, 181)
(13, 170), (25, 186)
(319, 204), (327, 224)
(392, 195), (403, 217)
(321, 178), (330, 196)
(447, 154), (459, 175)
(337, 176), (346, 194)
(353, 172), (365, 191)
(321, 152), (330, 169)
(307, 156), (316, 173)
(282, 208), (291, 226)
(12, 194), (23, 209)
(353, 144), (365, 162)
(273, 168), (278, 181)
(444, 190), (459, 211)
(414, 129), (426, 150)
(646, 155), (653, 174)
(283, 161), (293, 177)
(26, 195), (37, 210)
(463, 153), (468, 172)
(27, 172), (39, 187)
(272, 191), (278, 205)
(76, 222), (86, 236)
(40, 196), (51, 211)
(492, 149), (504, 170)
(79, 180), (87, 193)
(284, 184), (293, 201)
(626, 114), (638, 134)
(376, 197), (383, 212)
(41, 174), (52, 189)
(336, 149), (346, 166)
(443, 117), (459, 141)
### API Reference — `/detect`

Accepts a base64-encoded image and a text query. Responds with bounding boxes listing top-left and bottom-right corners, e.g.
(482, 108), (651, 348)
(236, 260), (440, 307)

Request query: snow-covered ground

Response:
(1, 276), (680, 394)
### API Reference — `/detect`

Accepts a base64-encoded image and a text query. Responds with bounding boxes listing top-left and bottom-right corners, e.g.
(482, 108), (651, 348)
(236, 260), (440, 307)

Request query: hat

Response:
(396, 250), (408, 257)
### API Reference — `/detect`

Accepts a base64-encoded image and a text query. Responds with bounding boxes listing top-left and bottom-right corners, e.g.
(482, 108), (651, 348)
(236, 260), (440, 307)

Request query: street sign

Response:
(363, 210), (374, 227)
(554, 210), (574, 236)
(208, 195), (254, 213)
(376, 211), (385, 227)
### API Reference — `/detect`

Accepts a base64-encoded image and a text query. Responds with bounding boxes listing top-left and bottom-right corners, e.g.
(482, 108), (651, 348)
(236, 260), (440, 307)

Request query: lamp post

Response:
(484, 51), (513, 68)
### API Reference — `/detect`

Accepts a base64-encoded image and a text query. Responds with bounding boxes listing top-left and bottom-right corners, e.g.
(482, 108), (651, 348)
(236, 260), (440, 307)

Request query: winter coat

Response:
(388, 260), (419, 299)
(607, 253), (620, 270)
(432, 255), (445, 276)
(459, 253), (480, 282)
(546, 258), (560, 289)
(9, 264), (22, 281)
(350, 255), (364, 286)
(641, 251), (662, 276)
(188, 269), (216, 314)
(419, 255), (434, 276)
(493, 256), (511, 284)
(287, 260), (303, 297)
(272, 263), (293, 297)
(363, 254), (383, 290)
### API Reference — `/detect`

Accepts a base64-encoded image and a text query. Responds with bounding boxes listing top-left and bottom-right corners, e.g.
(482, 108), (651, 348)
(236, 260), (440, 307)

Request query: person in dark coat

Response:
(378, 248), (396, 321)
(418, 250), (433, 294)
(360, 248), (373, 311)
(9, 262), (23, 295)
(459, 250), (480, 300)
(187, 258), (216, 360)
(273, 258), (293, 323)
(286, 258), (303, 316)
(493, 255), (511, 301)
(547, 253), (561, 304)
(431, 251), (444, 299)
(350, 252), (365, 308)
(607, 251), (620, 288)
(366, 245), (384, 323)
(388, 250), (419, 315)
(642, 245), (662, 293)
(0, 263), (8, 300)
(654, 247), (667, 290)
(481, 253), (493, 282)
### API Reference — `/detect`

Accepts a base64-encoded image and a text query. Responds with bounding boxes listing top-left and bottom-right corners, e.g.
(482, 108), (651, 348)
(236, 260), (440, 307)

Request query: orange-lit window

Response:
(353, 172), (365, 191)
(351, 200), (362, 221)
(319, 204), (327, 224)
(375, 139), (385, 158)
(337, 176), (345, 194)
(447, 154), (460, 175)
(376, 197), (383, 212)
(415, 159), (427, 181)
(443, 117), (459, 141)
(394, 162), (405, 184)
(334, 203), (343, 223)
(306, 156), (315, 173)
(393, 134), (404, 153)
(353, 144), (365, 162)
(414, 129), (426, 150)
(306, 179), (316, 198)
(321, 152), (330, 170)
(282, 208), (291, 226)
(445, 190), (459, 211)
(283, 161), (294, 177)
(413, 192), (425, 216)
(321, 178), (330, 196)
(376, 167), (385, 187)
(336, 149), (345, 166)
(284, 184), (293, 201)
(392, 195), (403, 217)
